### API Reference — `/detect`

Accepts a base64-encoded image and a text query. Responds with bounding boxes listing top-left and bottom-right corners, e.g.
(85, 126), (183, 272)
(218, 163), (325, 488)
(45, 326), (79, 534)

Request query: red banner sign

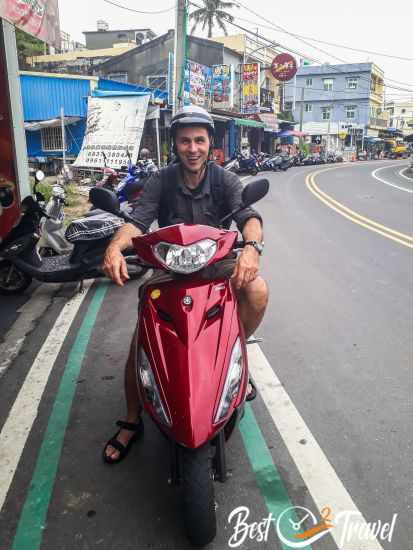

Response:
(0, 0), (60, 49)
(271, 53), (297, 82)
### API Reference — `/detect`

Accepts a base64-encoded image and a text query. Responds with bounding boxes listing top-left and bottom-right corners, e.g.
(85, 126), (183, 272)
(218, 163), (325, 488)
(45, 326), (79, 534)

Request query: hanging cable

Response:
(102, 0), (175, 15)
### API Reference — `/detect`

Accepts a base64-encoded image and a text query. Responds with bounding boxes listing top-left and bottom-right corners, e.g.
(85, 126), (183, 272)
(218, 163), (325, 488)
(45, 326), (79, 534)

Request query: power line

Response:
(102, 0), (175, 15)
(232, 1), (413, 93)
(222, 10), (413, 94)
(233, 3), (413, 63)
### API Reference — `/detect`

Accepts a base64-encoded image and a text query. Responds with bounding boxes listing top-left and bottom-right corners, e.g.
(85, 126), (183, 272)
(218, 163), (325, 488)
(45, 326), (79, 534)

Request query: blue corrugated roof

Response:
(20, 75), (92, 121)
(98, 78), (168, 101)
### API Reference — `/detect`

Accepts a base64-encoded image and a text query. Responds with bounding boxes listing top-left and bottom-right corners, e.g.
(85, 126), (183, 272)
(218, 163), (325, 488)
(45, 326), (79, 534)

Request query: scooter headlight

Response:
(139, 349), (171, 426)
(153, 239), (217, 274)
(214, 338), (243, 424)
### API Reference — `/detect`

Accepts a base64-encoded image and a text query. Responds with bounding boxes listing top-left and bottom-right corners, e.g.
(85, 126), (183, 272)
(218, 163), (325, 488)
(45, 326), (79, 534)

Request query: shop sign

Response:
(212, 64), (233, 110)
(183, 60), (212, 109)
(241, 63), (260, 115)
(270, 53), (297, 82)
(260, 88), (274, 112)
(74, 95), (150, 169)
(0, 0), (61, 49)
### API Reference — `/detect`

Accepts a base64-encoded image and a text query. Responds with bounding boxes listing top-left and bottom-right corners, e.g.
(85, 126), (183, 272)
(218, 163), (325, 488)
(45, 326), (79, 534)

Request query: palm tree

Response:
(189, 0), (239, 38)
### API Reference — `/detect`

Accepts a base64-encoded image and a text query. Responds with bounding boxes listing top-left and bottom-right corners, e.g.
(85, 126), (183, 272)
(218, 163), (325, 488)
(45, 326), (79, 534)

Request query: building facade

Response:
(284, 62), (388, 150)
(83, 26), (156, 50)
(385, 100), (413, 137)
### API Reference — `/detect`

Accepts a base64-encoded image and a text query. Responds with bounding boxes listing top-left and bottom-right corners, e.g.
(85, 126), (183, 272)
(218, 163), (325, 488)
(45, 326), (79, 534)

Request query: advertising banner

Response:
(183, 60), (212, 109)
(0, 0), (61, 49)
(212, 64), (233, 110)
(241, 63), (260, 114)
(74, 95), (150, 169)
(0, 37), (20, 242)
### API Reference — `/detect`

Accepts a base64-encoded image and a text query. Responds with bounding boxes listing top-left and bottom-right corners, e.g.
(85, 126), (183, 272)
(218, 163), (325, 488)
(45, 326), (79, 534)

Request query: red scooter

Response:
(91, 178), (269, 546)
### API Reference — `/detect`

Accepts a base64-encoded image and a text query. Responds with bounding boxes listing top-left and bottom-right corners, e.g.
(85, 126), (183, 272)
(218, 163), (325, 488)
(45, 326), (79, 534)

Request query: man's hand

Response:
(103, 245), (130, 287)
(231, 246), (260, 290)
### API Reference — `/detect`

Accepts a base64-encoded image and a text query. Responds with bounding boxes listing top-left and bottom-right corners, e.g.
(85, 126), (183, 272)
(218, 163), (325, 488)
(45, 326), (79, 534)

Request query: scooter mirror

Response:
(35, 170), (45, 182)
(241, 178), (269, 207)
(89, 187), (120, 215)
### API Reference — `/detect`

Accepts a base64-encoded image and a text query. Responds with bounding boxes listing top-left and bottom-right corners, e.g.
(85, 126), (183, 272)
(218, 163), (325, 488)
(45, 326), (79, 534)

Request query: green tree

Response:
(15, 28), (44, 68)
(189, 0), (239, 38)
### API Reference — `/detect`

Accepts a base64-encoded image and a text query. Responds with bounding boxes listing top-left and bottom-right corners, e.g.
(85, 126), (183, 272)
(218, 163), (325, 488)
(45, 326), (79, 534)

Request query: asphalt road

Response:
(0, 160), (412, 550)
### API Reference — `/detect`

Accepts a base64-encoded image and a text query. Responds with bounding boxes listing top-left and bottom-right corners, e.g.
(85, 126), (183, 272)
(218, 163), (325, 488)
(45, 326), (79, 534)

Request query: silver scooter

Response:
(37, 171), (73, 257)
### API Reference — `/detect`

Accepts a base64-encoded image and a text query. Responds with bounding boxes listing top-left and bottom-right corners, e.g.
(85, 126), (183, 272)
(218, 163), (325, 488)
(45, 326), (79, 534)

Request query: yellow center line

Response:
(305, 166), (413, 249)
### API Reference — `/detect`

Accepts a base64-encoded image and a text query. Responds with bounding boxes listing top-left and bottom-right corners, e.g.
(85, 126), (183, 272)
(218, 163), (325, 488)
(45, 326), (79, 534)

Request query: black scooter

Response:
(0, 187), (143, 295)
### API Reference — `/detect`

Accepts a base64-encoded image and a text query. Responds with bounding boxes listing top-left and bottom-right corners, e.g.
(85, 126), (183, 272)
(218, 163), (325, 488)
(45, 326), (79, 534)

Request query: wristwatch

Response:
(244, 240), (264, 255)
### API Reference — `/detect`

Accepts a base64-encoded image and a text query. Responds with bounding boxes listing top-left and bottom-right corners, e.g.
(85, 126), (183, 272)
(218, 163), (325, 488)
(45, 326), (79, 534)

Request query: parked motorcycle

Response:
(37, 172), (73, 257)
(92, 179), (269, 546)
(271, 154), (290, 172)
(0, 178), (142, 294)
(224, 152), (259, 176)
(116, 151), (158, 205)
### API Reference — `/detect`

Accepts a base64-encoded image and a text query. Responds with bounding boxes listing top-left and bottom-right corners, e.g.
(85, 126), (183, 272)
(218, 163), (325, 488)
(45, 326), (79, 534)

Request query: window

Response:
(321, 106), (331, 120)
(305, 103), (312, 112)
(346, 77), (358, 89)
(284, 101), (293, 111)
(401, 108), (406, 114)
(305, 78), (313, 88)
(41, 126), (66, 151)
(323, 78), (334, 91)
(117, 33), (128, 41)
(107, 72), (128, 83)
(345, 105), (357, 119)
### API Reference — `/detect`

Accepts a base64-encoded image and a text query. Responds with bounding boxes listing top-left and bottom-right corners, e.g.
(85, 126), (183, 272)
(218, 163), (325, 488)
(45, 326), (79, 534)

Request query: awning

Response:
(24, 117), (81, 131)
(211, 113), (232, 123)
(257, 113), (279, 132)
(234, 118), (265, 129)
(92, 90), (150, 98)
(276, 129), (307, 138)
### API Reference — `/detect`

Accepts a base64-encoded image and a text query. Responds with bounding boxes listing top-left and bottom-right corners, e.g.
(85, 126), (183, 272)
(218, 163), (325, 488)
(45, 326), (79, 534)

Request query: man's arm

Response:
(103, 172), (163, 286)
(231, 217), (263, 290)
(103, 223), (142, 287)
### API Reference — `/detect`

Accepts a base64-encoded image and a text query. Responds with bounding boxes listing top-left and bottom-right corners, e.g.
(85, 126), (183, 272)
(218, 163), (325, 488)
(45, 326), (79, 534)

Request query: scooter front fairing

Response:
(138, 276), (248, 449)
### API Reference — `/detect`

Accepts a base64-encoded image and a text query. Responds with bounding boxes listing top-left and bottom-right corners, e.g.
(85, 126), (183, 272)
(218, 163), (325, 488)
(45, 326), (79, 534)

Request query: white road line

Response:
(248, 343), (384, 550)
(398, 167), (413, 182)
(372, 163), (413, 194)
(0, 281), (93, 512)
(0, 284), (61, 378)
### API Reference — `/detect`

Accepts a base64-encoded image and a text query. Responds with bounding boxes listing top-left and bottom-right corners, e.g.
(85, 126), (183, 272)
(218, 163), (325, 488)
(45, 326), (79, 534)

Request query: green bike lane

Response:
(0, 275), (331, 550)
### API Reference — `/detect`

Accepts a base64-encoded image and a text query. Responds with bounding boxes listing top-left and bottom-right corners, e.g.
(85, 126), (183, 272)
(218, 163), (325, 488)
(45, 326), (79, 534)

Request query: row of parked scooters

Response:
(223, 150), (344, 176)
(0, 152), (157, 295)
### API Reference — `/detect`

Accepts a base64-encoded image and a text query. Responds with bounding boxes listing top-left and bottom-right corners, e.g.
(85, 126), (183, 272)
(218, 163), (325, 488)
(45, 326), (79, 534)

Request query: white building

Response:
(385, 100), (413, 137)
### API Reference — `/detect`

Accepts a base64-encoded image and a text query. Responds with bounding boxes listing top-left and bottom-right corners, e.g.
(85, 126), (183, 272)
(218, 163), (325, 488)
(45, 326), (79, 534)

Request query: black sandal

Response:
(246, 377), (258, 402)
(102, 419), (144, 465)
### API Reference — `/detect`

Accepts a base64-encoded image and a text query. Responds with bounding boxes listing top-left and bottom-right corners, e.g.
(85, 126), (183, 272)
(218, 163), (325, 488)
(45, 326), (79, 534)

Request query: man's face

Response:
(175, 126), (210, 173)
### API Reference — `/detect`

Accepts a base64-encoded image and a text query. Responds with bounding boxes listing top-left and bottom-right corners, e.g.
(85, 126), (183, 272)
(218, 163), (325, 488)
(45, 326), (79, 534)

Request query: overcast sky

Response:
(59, 0), (413, 100)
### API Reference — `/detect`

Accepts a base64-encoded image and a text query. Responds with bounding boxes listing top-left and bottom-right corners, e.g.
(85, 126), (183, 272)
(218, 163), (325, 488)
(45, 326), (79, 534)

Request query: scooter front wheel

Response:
(182, 444), (216, 546)
(0, 260), (32, 295)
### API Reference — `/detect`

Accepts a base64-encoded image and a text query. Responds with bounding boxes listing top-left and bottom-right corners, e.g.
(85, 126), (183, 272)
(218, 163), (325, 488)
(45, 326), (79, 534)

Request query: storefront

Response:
(232, 118), (265, 156)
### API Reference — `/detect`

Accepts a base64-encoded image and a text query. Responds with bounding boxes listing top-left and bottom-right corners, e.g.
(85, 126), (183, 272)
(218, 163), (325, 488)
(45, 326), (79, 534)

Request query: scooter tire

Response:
(0, 260), (33, 295)
(250, 169), (258, 176)
(182, 444), (216, 546)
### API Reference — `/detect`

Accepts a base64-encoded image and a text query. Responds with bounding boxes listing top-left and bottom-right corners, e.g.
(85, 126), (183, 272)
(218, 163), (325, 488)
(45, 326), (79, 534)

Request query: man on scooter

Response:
(102, 105), (268, 463)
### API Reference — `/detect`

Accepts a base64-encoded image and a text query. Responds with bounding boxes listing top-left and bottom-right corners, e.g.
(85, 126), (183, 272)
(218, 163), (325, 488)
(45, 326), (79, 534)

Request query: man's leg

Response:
(104, 331), (143, 461)
(236, 276), (269, 339)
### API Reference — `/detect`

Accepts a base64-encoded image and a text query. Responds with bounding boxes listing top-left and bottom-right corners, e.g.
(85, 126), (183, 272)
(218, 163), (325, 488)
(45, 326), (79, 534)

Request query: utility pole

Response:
(173, 0), (187, 115)
(299, 87), (305, 132)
